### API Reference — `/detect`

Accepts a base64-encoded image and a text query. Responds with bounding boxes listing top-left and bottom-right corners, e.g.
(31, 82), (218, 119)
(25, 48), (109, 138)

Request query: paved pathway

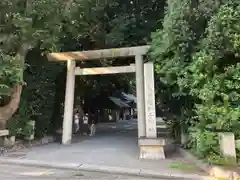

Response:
(0, 120), (208, 179)
(0, 164), (162, 179)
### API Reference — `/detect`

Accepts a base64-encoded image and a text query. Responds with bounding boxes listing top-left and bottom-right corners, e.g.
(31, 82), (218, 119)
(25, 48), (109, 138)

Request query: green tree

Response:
(2, 0), (166, 137)
(151, 0), (240, 162)
(0, 0), (70, 130)
(187, 2), (240, 160)
(150, 0), (219, 135)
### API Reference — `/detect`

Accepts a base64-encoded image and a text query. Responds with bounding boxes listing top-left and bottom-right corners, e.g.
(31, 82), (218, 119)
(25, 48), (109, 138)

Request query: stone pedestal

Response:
(139, 137), (175, 160)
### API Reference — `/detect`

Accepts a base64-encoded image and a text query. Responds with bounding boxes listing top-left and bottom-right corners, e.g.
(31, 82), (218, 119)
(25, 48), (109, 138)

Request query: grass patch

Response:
(168, 163), (195, 171)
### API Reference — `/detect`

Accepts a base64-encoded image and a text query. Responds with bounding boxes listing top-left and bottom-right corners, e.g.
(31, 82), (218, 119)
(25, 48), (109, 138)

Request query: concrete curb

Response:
(8, 136), (55, 149)
(178, 147), (240, 180)
(0, 158), (211, 180)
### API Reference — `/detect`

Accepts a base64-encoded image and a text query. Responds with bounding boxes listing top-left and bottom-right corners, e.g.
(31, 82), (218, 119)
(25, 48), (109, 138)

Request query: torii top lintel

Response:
(47, 45), (150, 61)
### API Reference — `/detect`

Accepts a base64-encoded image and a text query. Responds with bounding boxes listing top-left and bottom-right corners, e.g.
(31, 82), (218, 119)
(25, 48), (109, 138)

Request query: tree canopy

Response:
(1, 0), (239, 164)
(0, 0), (165, 136)
(151, 0), (240, 164)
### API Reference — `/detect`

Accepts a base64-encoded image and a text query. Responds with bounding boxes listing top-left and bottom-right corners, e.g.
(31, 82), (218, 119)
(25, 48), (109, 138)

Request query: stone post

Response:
(62, 60), (76, 145)
(139, 62), (169, 160)
(180, 127), (188, 145)
(144, 62), (157, 138)
(219, 132), (236, 162)
(135, 55), (146, 138)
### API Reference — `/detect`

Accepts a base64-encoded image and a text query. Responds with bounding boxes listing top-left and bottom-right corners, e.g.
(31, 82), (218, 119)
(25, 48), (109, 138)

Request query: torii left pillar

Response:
(62, 60), (76, 144)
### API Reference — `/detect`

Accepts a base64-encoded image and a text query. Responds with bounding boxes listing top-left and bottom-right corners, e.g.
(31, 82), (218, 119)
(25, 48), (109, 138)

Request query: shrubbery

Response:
(151, 0), (240, 163)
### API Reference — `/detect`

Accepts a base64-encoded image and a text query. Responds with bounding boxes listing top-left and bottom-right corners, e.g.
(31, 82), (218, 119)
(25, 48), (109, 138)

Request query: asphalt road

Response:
(0, 164), (161, 180)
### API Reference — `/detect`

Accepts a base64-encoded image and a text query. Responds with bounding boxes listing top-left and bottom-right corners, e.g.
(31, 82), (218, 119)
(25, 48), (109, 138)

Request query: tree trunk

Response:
(0, 44), (28, 130)
(0, 85), (22, 130)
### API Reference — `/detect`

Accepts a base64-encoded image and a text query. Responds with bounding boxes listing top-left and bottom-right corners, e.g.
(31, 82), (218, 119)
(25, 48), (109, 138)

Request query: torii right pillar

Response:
(139, 61), (169, 160)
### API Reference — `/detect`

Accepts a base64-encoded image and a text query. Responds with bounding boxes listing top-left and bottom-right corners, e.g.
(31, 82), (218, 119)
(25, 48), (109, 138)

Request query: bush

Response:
(151, 0), (240, 164)
(9, 49), (64, 138)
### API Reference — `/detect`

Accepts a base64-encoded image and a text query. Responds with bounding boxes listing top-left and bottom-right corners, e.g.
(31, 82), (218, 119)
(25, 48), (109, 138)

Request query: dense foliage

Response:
(1, 0), (165, 137)
(0, 0), (66, 132)
(2, 0), (239, 164)
(151, 0), (240, 163)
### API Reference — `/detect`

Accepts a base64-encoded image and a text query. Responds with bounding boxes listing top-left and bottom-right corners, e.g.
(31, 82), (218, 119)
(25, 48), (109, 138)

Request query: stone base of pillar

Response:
(139, 137), (175, 160)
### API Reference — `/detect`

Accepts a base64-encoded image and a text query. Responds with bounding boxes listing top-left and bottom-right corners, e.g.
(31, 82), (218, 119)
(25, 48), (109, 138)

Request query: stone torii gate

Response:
(47, 46), (166, 160)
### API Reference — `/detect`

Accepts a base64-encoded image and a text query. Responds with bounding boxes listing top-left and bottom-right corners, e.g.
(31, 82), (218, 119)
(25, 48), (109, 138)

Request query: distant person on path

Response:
(82, 112), (89, 136)
(120, 110), (123, 120)
(89, 120), (96, 136)
(73, 108), (80, 134)
(89, 109), (97, 136)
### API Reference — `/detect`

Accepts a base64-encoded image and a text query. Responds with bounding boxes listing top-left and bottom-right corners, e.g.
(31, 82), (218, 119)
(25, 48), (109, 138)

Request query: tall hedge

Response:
(151, 0), (240, 163)
(8, 49), (64, 138)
